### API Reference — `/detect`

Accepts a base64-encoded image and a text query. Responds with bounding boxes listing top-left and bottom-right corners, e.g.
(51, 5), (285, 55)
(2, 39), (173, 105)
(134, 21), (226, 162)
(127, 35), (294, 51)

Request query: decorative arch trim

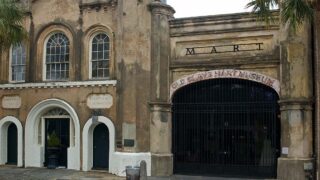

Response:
(35, 24), (76, 81)
(82, 116), (115, 171)
(170, 69), (280, 99)
(84, 24), (114, 37)
(35, 23), (76, 43)
(25, 99), (80, 170)
(0, 116), (23, 167)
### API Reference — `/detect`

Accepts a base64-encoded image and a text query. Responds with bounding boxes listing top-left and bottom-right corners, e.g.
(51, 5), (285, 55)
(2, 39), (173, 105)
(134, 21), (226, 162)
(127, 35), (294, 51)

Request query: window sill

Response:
(0, 80), (117, 90)
(9, 81), (26, 84)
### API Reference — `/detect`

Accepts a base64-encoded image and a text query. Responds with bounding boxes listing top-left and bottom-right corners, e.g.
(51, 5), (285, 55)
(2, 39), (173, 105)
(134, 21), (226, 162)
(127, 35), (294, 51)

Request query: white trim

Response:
(0, 80), (117, 90)
(9, 45), (13, 83)
(0, 116), (24, 167)
(82, 116), (115, 171)
(25, 99), (80, 170)
(42, 115), (71, 119)
(42, 34), (49, 81)
(89, 32), (110, 80)
(112, 152), (151, 176)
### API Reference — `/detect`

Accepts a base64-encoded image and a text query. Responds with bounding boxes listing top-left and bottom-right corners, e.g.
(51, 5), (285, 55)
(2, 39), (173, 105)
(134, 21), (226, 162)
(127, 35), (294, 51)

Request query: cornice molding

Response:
(79, 0), (117, 12)
(0, 80), (117, 90)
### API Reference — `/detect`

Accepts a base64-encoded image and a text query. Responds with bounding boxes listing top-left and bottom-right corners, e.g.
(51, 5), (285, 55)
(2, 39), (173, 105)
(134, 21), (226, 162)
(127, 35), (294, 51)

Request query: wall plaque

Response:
(2, 96), (21, 109)
(87, 94), (113, 109)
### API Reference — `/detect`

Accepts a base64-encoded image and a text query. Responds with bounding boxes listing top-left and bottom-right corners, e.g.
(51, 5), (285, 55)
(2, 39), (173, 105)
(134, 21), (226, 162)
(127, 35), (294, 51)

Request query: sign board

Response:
(170, 69), (280, 98)
(2, 96), (21, 109)
(185, 43), (263, 56)
(87, 94), (113, 109)
(282, 147), (289, 155)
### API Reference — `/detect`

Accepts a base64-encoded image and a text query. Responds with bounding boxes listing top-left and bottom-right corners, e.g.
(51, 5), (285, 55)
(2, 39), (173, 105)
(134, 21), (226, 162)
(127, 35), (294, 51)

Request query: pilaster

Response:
(277, 16), (314, 179)
(149, 0), (175, 176)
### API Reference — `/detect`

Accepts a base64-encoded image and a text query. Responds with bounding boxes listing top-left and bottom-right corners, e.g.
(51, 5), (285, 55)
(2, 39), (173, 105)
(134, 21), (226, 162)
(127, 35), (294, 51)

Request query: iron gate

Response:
(172, 78), (280, 178)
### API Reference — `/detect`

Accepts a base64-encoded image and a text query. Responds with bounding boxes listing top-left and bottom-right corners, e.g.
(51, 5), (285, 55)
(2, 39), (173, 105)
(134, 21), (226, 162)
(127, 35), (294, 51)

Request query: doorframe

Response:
(0, 116), (23, 167)
(42, 116), (71, 167)
(41, 116), (72, 150)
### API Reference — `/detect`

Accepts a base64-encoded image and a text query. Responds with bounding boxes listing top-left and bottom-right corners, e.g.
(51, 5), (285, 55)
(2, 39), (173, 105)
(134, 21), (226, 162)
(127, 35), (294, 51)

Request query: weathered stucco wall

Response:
(169, 12), (281, 84)
(116, 0), (152, 152)
(0, 0), (153, 153)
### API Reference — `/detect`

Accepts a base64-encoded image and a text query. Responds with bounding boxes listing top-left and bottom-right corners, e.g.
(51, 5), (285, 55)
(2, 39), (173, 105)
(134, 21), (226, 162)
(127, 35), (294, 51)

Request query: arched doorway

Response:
(25, 99), (80, 170)
(93, 124), (109, 169)
(0, 116), (23, 167)
(172, 78), (280, 178)
(82, 116), (115, 172)
(7, 123), (17, 165)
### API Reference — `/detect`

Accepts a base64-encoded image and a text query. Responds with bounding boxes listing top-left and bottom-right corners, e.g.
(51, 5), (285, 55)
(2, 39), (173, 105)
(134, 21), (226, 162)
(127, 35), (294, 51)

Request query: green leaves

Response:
(247, 0), (314, 31)
(0, 0), (27, 50)
(47, 131), (61, 147)
(246, 0), (279, 26)
(281, 0), (313, 31)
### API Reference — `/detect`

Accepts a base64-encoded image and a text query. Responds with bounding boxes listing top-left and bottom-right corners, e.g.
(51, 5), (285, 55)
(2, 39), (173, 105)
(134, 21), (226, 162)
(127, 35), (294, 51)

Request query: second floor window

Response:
(45, 33), (69, 81)
(11, 44), (26, 82)
(91, 33), (110, 79)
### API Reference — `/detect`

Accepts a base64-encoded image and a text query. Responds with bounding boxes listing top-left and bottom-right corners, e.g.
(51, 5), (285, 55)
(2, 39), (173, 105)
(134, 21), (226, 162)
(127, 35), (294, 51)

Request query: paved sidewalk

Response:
(0, 166), (276, 180)
(148, 175), (275, 180)
(0, 166), (124, 180)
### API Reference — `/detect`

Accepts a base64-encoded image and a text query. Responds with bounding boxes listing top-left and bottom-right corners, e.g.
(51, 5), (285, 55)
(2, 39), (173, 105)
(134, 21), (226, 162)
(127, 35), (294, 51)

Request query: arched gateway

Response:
(171, 70), (280, 178)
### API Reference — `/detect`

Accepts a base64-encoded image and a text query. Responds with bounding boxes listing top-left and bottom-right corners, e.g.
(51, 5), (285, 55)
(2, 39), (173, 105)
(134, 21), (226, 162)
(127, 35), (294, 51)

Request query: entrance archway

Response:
(172, 78), (280, 178)
(25, 99), (80, 170)
(82, 116), (115, 171)
(0, 116), (23, 167)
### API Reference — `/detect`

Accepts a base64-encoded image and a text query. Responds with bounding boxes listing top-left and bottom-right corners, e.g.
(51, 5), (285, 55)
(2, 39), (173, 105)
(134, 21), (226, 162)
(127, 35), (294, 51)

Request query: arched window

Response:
(10, 44), (26, 82)
(45, 33), (70, 80)
(90, 33), (109, 79)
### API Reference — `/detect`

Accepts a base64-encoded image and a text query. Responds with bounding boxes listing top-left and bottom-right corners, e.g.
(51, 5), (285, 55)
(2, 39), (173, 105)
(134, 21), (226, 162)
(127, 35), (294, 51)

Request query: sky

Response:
(166, 0), (252, 18)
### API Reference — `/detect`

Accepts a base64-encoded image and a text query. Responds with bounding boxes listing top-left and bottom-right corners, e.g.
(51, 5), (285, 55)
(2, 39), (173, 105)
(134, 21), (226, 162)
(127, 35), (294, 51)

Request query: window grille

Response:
(45, 33), (70, 80)
(91, 33), (109, 79)
(11, 44), (26, 82)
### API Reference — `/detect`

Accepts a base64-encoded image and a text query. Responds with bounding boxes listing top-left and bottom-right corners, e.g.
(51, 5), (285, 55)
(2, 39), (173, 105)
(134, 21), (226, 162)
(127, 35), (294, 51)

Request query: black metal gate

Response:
(172, 78), (280, 178)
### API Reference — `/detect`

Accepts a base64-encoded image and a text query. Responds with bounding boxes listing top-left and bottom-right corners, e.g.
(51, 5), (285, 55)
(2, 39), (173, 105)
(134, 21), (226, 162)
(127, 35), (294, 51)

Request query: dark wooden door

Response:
(7, 123), (17, 165)
(93, 123), (109, 169)
(45, 118), (70, 167)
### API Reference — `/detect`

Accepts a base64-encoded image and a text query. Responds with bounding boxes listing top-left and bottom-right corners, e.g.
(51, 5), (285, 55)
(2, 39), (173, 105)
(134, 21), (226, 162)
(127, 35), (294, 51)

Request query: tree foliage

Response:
(247, 0), (314, 31)
(0, 0), (27, 50)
